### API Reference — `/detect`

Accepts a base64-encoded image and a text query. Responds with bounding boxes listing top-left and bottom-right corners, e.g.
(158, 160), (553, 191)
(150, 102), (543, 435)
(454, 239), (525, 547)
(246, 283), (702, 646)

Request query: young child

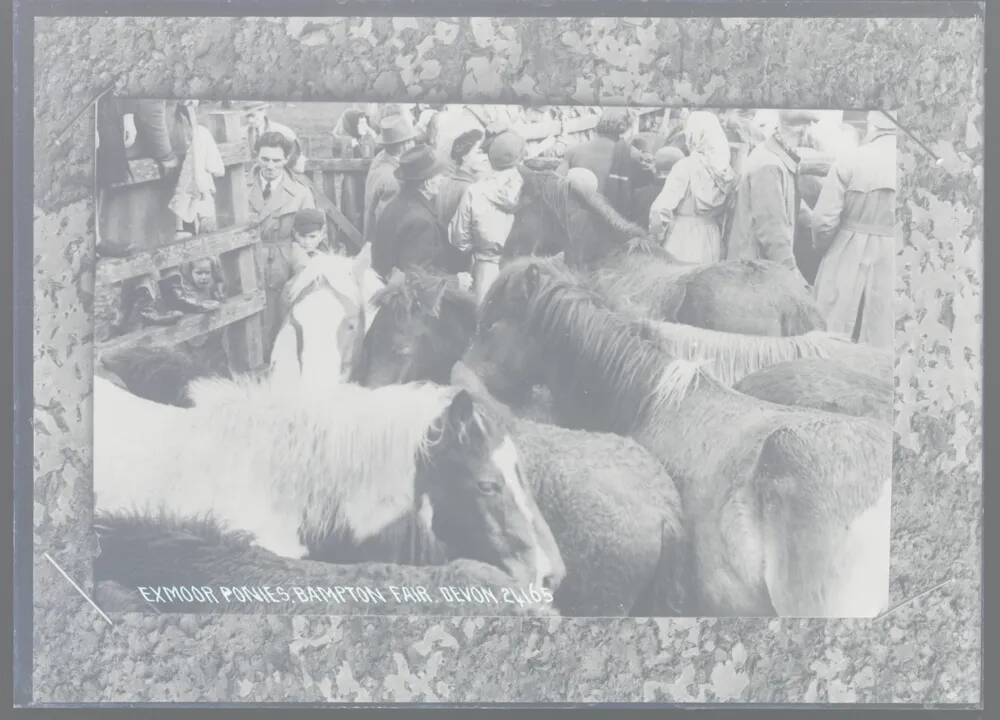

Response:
(289, 208), (332, 274)
(179, 256), (230, 375)
(184, 256), (226, 304)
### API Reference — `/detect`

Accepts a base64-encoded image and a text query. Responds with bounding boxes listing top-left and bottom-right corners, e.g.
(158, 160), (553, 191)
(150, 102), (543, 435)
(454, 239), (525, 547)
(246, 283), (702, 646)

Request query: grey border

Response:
(10, 0), (991, 714)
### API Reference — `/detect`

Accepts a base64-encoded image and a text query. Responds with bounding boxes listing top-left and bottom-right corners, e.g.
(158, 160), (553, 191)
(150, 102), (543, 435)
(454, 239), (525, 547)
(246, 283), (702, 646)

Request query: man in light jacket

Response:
(810, 111), (897, 349)
(449, 131), (526, 302)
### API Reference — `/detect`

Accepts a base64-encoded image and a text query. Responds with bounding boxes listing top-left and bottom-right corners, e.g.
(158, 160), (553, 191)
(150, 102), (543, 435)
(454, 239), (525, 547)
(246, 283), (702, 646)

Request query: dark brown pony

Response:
(508, 167), (827, 336)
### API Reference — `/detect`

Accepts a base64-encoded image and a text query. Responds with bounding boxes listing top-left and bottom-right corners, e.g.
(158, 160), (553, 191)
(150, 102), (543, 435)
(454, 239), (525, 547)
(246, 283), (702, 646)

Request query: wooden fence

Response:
(94, 110), (265, 373)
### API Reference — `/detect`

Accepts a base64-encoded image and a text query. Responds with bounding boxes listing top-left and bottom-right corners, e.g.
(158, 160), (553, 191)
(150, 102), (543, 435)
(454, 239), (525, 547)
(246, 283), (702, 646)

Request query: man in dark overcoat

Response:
(371, 145), (469, 281)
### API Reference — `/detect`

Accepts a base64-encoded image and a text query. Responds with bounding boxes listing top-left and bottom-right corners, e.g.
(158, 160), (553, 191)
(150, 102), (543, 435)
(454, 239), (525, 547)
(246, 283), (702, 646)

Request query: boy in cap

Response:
(362, 113), (419, 245)
(288, 208), (331, 274)
(449, 130), (526, 302)
(371, 144), (469, 281)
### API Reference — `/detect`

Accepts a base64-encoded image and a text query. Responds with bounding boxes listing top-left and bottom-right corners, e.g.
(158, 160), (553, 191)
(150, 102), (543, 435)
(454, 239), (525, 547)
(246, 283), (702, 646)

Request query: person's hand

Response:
(122, 113), (137, 148)
(456, 272), (473, 291)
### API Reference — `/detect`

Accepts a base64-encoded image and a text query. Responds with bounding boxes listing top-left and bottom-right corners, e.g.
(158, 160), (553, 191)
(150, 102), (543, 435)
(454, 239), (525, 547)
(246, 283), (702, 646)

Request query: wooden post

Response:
(207, 110), (265, 372)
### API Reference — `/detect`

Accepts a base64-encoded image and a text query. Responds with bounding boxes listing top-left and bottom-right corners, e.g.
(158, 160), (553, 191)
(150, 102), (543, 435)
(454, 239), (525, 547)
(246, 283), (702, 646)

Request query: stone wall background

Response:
(26, 15), (983, 705)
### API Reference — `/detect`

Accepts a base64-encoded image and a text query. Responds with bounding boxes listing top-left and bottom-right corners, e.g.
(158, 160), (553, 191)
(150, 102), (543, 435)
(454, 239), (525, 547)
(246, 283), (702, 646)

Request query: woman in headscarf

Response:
(648, 111), (738, 263)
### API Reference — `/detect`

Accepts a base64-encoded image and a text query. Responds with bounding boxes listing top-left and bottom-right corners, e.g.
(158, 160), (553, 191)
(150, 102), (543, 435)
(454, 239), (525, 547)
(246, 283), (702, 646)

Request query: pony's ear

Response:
(447, 389), (476, 427)
(552, 251), (566, 266)
(524, 263), (541, 295)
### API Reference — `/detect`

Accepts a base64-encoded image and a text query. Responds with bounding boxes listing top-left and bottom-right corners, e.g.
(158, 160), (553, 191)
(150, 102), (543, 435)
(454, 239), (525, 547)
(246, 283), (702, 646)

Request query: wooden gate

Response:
(94, 109), (266, 373)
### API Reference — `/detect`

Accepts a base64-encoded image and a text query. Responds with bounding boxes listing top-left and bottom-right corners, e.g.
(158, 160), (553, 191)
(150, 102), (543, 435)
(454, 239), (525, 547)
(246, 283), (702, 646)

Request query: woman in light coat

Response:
(649, 112), (737, 263)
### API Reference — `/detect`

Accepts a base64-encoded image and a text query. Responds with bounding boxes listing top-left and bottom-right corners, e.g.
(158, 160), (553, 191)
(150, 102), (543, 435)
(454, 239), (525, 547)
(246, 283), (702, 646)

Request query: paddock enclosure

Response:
(91, 101), (892, 619)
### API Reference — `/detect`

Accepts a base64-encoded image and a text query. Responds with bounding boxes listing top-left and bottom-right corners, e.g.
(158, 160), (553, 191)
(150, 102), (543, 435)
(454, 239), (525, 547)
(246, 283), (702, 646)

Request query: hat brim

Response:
(376, 129), (418, 146)
(395, 157), (449, 182)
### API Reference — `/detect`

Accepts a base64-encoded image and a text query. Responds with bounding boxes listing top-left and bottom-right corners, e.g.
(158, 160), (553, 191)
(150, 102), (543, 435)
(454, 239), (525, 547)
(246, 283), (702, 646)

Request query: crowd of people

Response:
(95, 100), (897, 373)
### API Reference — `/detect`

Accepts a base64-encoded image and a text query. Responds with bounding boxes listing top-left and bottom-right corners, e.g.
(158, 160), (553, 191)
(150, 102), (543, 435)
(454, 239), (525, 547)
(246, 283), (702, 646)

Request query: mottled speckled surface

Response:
(27, 15), (982, 705)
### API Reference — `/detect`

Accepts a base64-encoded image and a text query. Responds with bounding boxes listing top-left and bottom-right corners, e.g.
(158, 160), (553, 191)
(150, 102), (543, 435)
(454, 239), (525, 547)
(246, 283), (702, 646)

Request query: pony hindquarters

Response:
(752, 418), (892, 617)
(734, 358), (893, 423)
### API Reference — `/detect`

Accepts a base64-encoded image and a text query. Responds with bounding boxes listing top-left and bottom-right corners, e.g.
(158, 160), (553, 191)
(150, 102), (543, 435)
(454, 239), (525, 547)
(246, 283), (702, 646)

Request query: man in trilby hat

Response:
(371, 144), (469, 281)
(362, 113), (418, 246)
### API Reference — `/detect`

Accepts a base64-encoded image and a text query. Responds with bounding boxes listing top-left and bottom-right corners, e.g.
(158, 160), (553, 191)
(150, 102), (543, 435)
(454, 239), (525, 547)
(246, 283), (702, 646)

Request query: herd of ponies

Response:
(94, 171), (893, 618)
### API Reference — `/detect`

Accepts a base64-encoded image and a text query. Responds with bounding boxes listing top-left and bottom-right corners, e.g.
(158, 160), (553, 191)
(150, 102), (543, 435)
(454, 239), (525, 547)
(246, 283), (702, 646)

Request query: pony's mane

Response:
(649, 322), (855, 387)
(184, 374), (491, 543)
(483, 257), (714, 431)
(282, 253), (358, 309)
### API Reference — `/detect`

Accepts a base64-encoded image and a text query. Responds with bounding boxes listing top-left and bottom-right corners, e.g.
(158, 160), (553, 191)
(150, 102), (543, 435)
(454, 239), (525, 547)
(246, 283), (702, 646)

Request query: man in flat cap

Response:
(449, 130), (526, 302)
(724, 109), (822, 271)
(810, 111), (896, 349)
(371, 144), (468, 280)
(362, 114), (419, 246)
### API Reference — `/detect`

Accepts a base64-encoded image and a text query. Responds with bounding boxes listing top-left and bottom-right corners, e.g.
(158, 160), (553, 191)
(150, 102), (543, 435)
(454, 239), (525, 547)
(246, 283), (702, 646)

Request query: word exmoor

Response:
(136, 584), (554, 606)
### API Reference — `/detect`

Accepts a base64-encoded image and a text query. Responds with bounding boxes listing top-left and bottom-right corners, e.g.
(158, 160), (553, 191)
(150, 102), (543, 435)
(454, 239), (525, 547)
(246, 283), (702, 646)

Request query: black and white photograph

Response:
(17, 6), (985, 708)
(90, 99), (895, 619)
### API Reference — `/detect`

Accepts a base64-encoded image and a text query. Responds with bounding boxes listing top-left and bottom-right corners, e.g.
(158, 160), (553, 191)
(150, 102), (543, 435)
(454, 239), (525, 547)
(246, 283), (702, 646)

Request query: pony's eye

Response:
(477, 480), (501, 495)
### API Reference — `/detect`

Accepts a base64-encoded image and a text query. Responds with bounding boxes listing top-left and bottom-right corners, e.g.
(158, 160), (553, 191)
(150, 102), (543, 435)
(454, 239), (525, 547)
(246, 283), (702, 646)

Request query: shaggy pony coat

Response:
(474, 258), (893, 617)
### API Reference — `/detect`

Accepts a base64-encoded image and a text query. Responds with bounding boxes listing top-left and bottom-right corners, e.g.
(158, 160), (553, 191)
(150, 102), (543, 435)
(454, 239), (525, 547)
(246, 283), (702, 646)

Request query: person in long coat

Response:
(247, 131), (317, 357)
(725, 110), (820, 268)
(371, 145), (469, 281)
(648, 112), (737, 263)
(361, 114), (418, 246)
(436, 128), (489, 227)
(811, 111), (897, 349)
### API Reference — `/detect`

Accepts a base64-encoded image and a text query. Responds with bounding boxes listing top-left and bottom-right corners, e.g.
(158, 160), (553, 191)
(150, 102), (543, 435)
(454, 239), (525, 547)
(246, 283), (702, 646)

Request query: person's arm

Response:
(649, 161), (689, 243)
(810, 160), (850, 254)
(749, 164), (796, 265)
(448, 190), (475, 254)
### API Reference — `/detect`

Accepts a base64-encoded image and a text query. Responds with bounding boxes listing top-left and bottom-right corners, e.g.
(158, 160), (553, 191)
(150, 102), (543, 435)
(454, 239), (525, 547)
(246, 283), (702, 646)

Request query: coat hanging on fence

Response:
(169, 113), (226, 231)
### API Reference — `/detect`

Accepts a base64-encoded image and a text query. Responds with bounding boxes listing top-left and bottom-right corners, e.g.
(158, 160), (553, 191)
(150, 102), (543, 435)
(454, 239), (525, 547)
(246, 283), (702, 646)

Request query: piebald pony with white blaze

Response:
(269, 247), (384, 389)
(94, 373), (563, 593)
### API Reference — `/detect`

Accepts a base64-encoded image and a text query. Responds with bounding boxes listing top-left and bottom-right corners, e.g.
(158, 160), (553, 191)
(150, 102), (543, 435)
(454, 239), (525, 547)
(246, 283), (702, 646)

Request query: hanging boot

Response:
(131, 285), (183, 326)
(162, 274), (222, 313)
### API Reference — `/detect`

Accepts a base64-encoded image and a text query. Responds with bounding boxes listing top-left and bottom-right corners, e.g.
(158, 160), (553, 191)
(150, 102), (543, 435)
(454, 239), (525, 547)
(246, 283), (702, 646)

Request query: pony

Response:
(98, 345), (220, 408)
(353, 269), (687, 616)
(269, 247), (384, 390)
(464, 257), (893, 617)
(93, 372), (565, 592)
(507, 168), (827, 336)
(593, 251), (827, 336)
(93, 511), (557, 616)
(734, 358), (893, 424)
(645, 319), (893, 387)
